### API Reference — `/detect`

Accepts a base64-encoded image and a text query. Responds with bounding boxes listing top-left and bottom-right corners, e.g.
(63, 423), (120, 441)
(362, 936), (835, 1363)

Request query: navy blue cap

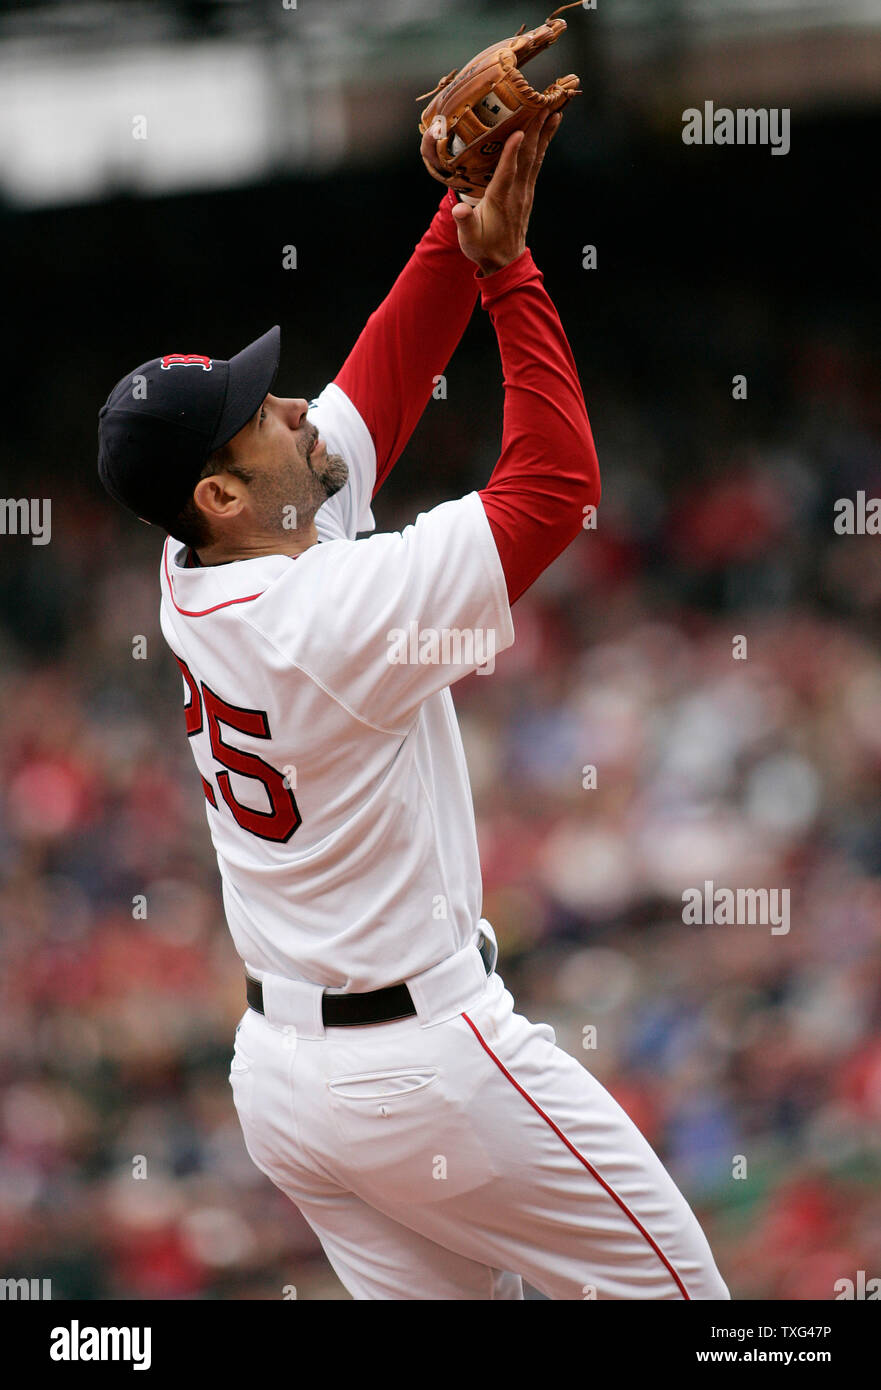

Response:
(97, 325), (280, 528)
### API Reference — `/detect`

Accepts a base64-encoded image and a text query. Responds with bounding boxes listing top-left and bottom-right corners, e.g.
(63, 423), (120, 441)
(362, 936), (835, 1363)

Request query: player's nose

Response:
(273, 396), (310, 429)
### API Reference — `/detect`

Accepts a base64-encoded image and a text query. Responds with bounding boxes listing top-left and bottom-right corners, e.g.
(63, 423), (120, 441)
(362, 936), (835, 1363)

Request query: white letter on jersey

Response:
(282, 245), (297, 270)
(432, 895), (447, 920)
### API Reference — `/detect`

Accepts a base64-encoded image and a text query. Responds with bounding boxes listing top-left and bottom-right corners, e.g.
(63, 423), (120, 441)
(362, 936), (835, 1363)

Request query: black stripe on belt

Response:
(246, 934), (495, 1027)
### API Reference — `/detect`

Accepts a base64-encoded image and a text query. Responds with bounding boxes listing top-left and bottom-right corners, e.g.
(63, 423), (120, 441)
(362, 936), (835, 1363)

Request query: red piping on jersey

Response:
(461, 1011), (692, 1300)
(162, 540), (265, 617)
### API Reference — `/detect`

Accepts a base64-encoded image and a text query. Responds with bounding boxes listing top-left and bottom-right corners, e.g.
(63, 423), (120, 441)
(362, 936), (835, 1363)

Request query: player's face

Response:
(224, 393), (348, 533)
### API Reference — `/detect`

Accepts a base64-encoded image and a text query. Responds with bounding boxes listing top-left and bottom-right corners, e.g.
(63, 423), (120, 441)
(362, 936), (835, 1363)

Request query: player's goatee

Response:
(319, 452), (349, 499)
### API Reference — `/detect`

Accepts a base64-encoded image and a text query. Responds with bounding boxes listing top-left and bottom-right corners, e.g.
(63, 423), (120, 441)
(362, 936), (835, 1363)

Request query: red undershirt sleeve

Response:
(476, 248), (600, 605)
(333, 190), (479, 497)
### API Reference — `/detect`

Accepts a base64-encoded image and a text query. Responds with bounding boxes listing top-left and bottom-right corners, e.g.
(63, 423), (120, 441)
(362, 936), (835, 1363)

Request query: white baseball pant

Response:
(230, 931), (730, 1301)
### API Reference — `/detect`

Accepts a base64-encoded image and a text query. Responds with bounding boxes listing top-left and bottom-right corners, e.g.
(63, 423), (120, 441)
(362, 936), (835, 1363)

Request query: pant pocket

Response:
(229, 1021), (258, 1125)
(228, 1029), (285, 1184)
(324, 1064), (497, 1201)
(327, 1067), (439, 1101)
(229, 1053), (255, 1122)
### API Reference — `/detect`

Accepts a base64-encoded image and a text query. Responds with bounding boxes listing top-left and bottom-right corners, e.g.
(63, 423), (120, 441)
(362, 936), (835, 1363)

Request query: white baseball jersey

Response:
(159, 382), (514, 991)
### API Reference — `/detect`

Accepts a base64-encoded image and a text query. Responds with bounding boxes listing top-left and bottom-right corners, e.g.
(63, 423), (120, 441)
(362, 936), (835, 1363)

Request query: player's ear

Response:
(193, 472), (247, 522)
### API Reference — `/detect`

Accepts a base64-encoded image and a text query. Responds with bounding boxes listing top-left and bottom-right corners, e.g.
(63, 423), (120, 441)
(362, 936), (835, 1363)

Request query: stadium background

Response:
(1, 0), (880, 1300)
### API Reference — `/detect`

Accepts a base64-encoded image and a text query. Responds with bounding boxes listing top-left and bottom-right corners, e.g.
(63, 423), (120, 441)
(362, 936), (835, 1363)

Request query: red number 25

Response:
(174, 654), (301, 844)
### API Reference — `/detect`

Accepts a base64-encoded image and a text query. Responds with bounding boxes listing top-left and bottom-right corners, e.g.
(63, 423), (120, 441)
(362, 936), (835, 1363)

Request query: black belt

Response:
(246, 933), (495, 1027)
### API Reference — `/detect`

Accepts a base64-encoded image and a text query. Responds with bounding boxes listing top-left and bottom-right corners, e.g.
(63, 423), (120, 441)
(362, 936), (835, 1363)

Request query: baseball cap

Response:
(97, 325), (281, 528)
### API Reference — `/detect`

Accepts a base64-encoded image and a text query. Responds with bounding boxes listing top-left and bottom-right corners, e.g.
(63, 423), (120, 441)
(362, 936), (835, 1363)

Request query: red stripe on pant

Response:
(461, 1011), (691, 1300)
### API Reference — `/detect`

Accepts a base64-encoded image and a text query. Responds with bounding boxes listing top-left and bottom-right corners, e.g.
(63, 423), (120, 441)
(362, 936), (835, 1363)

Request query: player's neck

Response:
(194, 524), (320, 566)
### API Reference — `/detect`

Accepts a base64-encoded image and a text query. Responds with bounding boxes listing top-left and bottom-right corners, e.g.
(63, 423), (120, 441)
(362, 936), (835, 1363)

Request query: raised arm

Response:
(452, 114), (600, 604)
(333, 190), (479, 497)
(477, 248), (599, 604)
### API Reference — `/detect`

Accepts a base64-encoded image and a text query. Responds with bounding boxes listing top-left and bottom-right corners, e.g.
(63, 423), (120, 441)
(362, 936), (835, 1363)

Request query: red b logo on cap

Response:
(161, 354), (212, 371)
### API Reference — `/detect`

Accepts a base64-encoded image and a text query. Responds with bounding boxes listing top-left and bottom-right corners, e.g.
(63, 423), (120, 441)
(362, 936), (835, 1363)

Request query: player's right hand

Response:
(450, 110), (561, 277)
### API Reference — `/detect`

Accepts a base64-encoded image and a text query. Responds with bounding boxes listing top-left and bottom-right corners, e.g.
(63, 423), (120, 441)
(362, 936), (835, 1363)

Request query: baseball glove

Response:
(417, 2), (583, 202)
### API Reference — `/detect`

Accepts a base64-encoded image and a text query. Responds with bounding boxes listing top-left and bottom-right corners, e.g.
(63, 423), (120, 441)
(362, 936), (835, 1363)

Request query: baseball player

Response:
(97, 111), (729, 1300)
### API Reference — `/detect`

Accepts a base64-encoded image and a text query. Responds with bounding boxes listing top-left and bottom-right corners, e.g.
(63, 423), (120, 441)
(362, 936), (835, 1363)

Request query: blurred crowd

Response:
(1, 298), (880, 1301)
